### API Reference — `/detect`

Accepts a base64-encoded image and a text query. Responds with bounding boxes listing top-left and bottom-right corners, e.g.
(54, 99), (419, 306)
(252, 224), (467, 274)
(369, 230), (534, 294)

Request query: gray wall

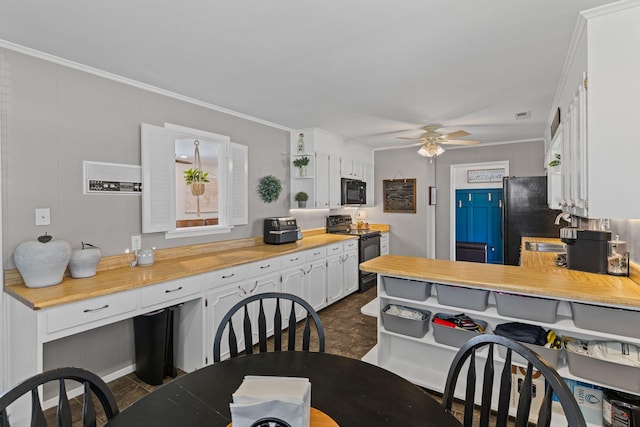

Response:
(1, 48), (292, 269)
(369, 141), (547, 259)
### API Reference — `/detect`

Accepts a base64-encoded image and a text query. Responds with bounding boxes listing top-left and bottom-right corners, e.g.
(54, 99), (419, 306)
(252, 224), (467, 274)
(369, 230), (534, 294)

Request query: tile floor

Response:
(44, 286), (497, 426)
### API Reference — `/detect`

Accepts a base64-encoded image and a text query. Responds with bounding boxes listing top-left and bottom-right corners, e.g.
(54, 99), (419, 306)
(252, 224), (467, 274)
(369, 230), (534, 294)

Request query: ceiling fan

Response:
(396, 125), (480, 157)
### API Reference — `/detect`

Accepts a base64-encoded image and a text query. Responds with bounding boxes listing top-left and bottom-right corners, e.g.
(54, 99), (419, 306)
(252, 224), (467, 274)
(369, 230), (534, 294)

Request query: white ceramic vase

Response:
(14, 235), (72, 288)
(68, 247), (102, 278)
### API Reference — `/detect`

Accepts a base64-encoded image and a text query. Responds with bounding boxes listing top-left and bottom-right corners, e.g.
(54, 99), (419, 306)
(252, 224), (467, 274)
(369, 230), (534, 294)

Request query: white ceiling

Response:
(0, 0), (619, 150)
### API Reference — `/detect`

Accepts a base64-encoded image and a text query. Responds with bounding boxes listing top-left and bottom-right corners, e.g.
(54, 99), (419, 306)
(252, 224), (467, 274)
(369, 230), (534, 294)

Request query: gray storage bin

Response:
(432, 313), (488, 348)
(495, 292), (559, 323)
(495, 337), (564, 369)
(564, 336), (640, 392)
(382, 276), (431, 301)
(381, 304), (431, 338)
(435, 284), (489, 311)
(571, 302), (640, 339)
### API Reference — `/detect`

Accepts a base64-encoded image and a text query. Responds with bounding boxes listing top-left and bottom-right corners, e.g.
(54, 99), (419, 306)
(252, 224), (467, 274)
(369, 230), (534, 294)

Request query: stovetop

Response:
(326, 215), (380, 238)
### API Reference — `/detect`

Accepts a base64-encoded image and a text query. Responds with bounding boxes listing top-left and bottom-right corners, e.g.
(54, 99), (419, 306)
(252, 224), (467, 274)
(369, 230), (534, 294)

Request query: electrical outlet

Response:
(131, 235), (142, 251)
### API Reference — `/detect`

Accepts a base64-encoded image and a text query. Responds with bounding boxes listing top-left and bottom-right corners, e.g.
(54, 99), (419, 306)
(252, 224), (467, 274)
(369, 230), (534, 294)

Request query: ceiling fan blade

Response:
(439, 139), (480, 146)
(380, 142), (423, 150)
(395, 136), (420, 141)
(443, 130), (470, 139)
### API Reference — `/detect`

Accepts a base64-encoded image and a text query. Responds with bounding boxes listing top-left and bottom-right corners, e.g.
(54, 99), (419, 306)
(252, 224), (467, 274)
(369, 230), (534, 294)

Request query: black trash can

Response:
(133, 306), (178, 385)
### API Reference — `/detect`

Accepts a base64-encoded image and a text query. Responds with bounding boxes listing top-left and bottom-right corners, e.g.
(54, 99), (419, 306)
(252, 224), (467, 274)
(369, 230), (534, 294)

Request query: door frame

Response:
(449, 161), (509, 260)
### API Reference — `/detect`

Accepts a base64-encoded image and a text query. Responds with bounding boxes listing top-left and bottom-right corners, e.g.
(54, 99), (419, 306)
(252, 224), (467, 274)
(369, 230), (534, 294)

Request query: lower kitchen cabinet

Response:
(326, 242), (359, 305)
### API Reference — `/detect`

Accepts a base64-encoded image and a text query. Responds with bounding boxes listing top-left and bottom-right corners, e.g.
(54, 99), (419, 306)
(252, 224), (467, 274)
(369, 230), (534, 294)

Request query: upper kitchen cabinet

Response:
(290, 128), (374, 209)
(546, 1), (640, 219)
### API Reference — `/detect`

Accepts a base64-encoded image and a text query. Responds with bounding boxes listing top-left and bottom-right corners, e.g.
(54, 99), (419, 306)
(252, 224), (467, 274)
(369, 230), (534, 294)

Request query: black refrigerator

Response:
(503, 176), (563, 266)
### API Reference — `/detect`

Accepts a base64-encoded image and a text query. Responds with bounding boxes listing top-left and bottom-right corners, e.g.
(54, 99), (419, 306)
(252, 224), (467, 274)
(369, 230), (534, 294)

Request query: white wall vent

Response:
(83, 161), (142, 195)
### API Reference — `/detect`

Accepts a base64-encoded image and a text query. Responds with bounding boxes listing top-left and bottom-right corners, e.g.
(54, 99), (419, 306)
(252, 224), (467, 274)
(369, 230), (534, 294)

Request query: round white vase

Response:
(14, 235), (72, 288)
(68, 247), (102, 278)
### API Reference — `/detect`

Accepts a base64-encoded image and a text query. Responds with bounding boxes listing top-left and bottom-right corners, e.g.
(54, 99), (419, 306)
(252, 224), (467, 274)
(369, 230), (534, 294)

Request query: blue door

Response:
(455, 189), (503, 264)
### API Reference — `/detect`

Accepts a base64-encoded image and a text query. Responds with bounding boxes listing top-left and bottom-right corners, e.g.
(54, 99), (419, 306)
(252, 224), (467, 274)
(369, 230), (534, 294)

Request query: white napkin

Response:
(230, 376), (311, 427)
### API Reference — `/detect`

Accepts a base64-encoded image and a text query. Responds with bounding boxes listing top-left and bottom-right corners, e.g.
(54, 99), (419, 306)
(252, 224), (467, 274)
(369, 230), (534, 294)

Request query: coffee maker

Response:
(560, 228), (611, 274)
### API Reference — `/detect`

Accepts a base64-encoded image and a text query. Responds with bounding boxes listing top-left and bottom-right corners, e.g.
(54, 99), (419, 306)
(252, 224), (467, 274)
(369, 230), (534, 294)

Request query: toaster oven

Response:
(263, 217), (300, 245)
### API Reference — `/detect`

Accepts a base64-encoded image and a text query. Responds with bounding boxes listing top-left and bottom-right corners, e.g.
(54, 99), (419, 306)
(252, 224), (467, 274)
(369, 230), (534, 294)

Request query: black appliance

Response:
(326, 214), (380, 292)
(561, 229), (610, 274)
(263, 217), (300, 245)
(341, 178), (366, 206)
(503, 176), (563, 266)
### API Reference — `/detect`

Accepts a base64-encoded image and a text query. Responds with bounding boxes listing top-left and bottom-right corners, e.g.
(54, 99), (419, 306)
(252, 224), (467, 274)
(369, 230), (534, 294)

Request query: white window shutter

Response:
(229, 142), (248, 225)
(141, 123), (176, 233)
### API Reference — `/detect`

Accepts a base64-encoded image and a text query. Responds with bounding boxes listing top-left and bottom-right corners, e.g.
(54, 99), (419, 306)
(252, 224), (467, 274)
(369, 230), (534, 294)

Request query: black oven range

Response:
(326, 215), (381, 292)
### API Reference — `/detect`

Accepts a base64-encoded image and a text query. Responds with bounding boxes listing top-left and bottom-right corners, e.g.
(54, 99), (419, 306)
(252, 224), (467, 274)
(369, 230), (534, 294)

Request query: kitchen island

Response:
(359, 238), (640, 426)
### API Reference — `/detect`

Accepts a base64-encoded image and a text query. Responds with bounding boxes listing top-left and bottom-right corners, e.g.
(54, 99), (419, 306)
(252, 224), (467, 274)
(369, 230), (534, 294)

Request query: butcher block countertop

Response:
(4, 230), (356, 310)
(360, 237), (640, 308)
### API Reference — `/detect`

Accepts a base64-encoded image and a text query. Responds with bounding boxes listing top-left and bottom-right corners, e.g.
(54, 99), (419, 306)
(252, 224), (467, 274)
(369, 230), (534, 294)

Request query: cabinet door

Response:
(249, 273), (281, 342)
(363, 163), (374, 206)
(205, 281), (248, 364)
(281, 266), (307, 321)
(315, 151), (330, 209)
(340, 157), (353, 178)
(329, 154), (342, 209)
(326, 254), (344, 305)
(455, 190), (472, 242)
(307, 260), (327, 312)
(343, 250), (359, 295)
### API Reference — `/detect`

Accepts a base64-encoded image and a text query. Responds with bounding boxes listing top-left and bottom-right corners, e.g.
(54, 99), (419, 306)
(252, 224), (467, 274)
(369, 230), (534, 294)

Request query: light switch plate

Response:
(35, 208), (51, 226)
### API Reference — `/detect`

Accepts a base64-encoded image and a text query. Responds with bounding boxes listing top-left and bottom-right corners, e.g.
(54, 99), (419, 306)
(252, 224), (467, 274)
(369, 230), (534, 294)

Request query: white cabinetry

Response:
(547, 2), (640, 219)
(291, 128), (374, 209)
(305, 247), (329, 311)
(326, 241), (359, 304)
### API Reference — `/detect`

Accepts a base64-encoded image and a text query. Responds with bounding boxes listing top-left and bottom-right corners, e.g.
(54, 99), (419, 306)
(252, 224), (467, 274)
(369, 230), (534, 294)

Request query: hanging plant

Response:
(548, 153), (561, 167)
(258, 175), (282, 203)
(183, 167), (210, 185)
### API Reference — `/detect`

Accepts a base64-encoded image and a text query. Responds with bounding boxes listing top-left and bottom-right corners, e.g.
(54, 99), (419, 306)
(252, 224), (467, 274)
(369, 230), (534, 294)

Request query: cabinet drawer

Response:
(140, 276), (201, 309)
(306, 247), (327, 262)
(46, 292), (138, 334)
(205, 265), (247, 289)
(343, 240), (358, 252)
(281, 252), (305, 268)
(326, 243), (343, 256)
(246, 258), (282, 278)
(380, 233), (389, 244)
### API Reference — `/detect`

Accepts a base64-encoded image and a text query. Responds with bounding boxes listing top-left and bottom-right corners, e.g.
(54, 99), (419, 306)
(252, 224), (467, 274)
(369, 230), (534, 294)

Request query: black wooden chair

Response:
(213, 292), (325, 363)
(0, 366), (119, 427)
(250, 418), (292, 427)
(442, 334), (586, 427)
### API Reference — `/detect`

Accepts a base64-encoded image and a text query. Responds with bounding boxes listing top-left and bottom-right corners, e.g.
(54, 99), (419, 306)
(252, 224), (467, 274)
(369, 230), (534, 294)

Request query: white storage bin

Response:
(564, 336), (640, 393)
(495, 292), (559, 323)
(435, 284), (489, 311)
(381, 304), (431, 338)
(382, 276), (431, 301)
(432, 313), (488, 348)
(571, 302), (640, 339)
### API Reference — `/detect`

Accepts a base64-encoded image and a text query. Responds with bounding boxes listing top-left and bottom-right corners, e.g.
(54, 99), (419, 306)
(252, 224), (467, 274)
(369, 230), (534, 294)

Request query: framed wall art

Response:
(383, 178), (416, 213)
(467, 168), (505, 183)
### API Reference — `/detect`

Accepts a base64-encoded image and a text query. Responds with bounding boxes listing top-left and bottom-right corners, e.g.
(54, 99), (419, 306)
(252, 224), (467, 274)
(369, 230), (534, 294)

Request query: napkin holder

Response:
(230, 376), (311, 427)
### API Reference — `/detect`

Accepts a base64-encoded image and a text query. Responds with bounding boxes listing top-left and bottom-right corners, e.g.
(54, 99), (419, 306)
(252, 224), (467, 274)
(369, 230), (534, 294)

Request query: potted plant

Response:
(295, 191), (309, 208)
(292, 156), (310, 177)
(184, 167), (210, 196)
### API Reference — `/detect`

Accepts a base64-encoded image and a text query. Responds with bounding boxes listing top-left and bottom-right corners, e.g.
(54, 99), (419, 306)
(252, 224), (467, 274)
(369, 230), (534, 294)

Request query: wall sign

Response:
(383, 178), (416, 213)
(467, 168), (505, 183)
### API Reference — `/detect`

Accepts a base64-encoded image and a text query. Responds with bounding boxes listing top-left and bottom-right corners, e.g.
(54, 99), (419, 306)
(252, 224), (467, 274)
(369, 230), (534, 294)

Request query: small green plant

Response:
(548, 153), (561, 167)
(292, 156), (310, 168)
(294, 191), (309, 202)
(257, 175), (282, 203)
(183, 167), (210, 184)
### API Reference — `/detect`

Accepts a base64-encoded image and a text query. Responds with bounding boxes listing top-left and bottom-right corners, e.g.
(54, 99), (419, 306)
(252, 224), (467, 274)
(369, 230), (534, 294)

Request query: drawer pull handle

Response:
(83, 304), (109, 313)
(260, 264), (271, 269)
(313, 251), (321, 255)
(222, 273), (235, 279)
(290, 257), (299, 262)
(165, 286), (183, 293)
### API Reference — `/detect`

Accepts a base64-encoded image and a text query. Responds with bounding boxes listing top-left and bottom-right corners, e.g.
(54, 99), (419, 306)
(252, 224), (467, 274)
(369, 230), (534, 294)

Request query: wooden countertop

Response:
(360, 237), (640, 308)
(4, 232), (357, 310)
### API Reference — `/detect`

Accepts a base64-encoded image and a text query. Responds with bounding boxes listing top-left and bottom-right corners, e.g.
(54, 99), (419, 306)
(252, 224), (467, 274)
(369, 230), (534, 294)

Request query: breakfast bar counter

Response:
(360, 238), (640, 308)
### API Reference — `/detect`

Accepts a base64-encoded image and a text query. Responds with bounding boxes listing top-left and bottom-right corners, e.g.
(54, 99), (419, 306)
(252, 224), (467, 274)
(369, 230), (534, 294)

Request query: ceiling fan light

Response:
(417, 143), (445, 157)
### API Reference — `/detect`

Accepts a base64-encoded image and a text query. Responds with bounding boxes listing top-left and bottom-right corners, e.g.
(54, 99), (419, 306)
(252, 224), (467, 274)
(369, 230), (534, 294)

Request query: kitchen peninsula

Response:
(360, 238), (640, 426)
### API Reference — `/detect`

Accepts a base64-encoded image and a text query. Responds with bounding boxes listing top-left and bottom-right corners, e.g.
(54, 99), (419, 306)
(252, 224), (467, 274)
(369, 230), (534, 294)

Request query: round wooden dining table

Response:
(104, 351), (461, 426)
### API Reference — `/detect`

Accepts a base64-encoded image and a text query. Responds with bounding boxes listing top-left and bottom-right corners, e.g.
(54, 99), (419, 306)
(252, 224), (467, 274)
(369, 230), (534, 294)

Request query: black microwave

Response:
(341, 178), (366, 205)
